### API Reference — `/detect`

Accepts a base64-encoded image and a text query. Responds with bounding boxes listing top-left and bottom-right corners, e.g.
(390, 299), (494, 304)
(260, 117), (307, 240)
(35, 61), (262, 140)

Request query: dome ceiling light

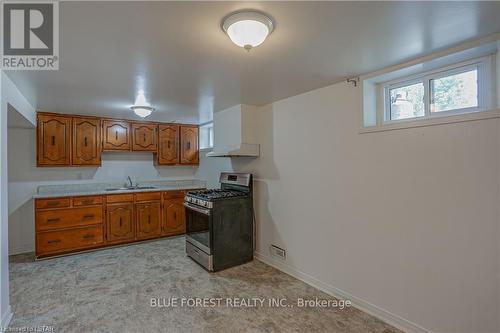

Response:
(130, 89), (154, 118)
(222, 11), (274, 51)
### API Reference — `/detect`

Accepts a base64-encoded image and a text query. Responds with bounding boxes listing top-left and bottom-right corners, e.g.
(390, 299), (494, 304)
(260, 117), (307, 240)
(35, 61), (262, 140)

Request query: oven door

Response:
(184, 202), (212, 254)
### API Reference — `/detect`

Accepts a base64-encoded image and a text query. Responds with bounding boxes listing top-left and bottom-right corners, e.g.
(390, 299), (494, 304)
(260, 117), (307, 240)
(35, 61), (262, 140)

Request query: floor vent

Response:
(270, 245), (286, 260)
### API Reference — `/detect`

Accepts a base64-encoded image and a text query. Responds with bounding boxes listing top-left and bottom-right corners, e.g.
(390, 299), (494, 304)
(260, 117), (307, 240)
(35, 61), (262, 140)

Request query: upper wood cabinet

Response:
(102, 120), (131, 151)
(132, 123), (157, 151)
(157, 124), (179, 165)
(72, 117), (101, 166)
(37, 114), (72, 166)
(36, 112), (198, 166)
(180, 125), (199, 165)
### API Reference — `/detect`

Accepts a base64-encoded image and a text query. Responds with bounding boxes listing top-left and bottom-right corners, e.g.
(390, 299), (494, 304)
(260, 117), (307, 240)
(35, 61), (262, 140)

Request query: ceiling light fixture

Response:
(130, 90), (154, 118)
(222, 11), (274, 51)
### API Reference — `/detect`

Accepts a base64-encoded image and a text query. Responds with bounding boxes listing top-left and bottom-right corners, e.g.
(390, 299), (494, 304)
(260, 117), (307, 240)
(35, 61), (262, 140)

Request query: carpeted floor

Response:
(9, 236), (402, 333)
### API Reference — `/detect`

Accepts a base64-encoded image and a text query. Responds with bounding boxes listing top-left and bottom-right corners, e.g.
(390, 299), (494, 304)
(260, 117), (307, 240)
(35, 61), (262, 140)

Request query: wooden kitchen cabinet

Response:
(37, 114), (72, 166)
(106, 202), (135, 244)
(136, 201), (162, 240)
(36, 206), (102, 232)
(132, 123), (157, 151)
(36, 112), (198, 167)
(72, 117), (101, 165)
(36, 226), (104, 256)
(156, 124), (179, 165)
(102, 120), (131, 151)
(180, 125), (199, 165)
(34, 189), (194, 258)
(35, 195), (105, 258)
(162, 197), (185, 236)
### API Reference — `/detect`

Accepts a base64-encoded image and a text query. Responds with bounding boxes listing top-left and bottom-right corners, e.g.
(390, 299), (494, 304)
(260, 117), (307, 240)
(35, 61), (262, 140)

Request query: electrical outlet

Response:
(270, 244), (286, 260)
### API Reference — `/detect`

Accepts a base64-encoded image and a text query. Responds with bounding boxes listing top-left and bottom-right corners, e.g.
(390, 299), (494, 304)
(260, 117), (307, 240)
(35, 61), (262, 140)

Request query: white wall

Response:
(0, 71), (9, 330)
(8, 126), (198, 254)
(1, 72), (37, 329)
(199, 83), (500, 332)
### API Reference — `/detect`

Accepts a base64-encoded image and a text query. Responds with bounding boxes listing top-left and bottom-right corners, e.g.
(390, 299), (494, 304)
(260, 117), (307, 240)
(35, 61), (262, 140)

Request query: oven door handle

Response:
(184, 202), (211, 216)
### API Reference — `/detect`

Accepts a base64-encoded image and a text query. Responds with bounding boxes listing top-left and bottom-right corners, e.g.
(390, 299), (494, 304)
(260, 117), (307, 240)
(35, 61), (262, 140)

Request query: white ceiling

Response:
(5, 1), (500, 124)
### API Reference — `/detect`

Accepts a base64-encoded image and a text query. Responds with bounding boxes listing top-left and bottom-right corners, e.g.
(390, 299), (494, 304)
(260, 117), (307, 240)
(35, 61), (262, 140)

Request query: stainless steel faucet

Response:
(127, 176), (133, 188)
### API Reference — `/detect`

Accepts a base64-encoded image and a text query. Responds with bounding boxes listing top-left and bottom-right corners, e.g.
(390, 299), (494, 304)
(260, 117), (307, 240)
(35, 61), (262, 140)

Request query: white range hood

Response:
(206, 104), (260, 157)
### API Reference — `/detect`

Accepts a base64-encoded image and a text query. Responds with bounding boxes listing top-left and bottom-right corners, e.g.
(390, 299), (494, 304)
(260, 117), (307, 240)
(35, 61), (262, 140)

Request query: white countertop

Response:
(33, 180), (206, 199)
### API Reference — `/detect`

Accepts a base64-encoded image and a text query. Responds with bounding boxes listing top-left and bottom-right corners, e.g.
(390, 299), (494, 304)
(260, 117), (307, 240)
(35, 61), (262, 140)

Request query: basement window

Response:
(199, 122), (214, 149)
(383, 58), (490, 124)
(362, 41), (499, 132)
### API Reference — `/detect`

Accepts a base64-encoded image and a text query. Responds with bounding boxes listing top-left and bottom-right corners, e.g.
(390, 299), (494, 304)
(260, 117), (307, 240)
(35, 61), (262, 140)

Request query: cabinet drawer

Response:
(36, 207), (102, 231)
(135, 192), (161, 202)
(106, 193), (134, 203)
(163, 190), (185, 199)
(36, 198), (71, 209)
(73, 195), (103, 206)
(37, 226), (104, 255)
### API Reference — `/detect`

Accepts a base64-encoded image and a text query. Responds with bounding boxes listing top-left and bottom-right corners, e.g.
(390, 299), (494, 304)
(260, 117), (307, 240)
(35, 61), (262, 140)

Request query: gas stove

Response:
(184, 173), (253, 272)
(185, 189), (247, 208)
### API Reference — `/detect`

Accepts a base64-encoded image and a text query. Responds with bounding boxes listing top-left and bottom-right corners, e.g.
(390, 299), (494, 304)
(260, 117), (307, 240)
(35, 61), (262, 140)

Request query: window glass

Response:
(389, 82), (425, 120)
(199, 122), (214, 149)
(430, 68), (478, 113)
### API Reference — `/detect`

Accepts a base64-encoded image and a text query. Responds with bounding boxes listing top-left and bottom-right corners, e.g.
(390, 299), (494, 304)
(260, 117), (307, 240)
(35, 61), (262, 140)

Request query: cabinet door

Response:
(136, 201), (161, 240)
(163, 198), (185, 236)
(72, 117), (101, 165)
(37, 114), (71, 166)
(157, 125), (179, 164)
(106, 203), (134, 243)
(102, 120), (131, 150)
(180, 126), (199, 165)
(132, 123), (157, 151)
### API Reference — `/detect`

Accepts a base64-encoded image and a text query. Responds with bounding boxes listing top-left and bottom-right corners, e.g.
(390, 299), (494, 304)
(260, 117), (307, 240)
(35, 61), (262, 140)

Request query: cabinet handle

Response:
(46, 201), (60, 206)
(83, 214), (94, 220)
(84, 137), (88, 147)
(143, 133), (146, 142)
(148, 215), (151, 224)
(115, 130), (118, 140)
(173, 212), (176, 220)
(47, 239), (61, 244)
(187, 142), (190, 150)
(119, 217), (122, 227)
(46, 218), (60, 223)
(83, 234), (95, 239)
(167, 141), (171, 149)
(51, 136), (55, 145)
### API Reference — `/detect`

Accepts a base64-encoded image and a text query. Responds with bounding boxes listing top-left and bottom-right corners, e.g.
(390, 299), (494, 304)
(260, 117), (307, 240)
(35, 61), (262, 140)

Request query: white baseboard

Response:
(1, 305), (13, 330)
(254, 251), (432, 333)
(9, 244), (34, 256)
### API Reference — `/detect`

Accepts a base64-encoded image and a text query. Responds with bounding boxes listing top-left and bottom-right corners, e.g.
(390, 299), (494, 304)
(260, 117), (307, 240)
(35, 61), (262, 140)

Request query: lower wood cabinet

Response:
(106, 202), (135, 244)
(35, 196), (105, 258)
(35, 190), (193, 258)
(136, 201), (162, 240)
(163, 197), (185, 236)
(37, 226), (104, 255)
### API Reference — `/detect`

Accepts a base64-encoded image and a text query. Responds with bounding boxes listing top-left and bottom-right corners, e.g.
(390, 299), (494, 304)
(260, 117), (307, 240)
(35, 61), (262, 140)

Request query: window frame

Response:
(382, 56), (492, 125)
